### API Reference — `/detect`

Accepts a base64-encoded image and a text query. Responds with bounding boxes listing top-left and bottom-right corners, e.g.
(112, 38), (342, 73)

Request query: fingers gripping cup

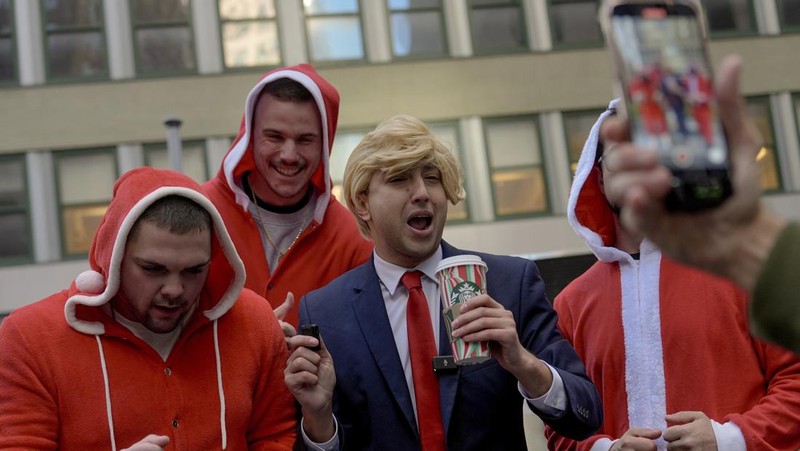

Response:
(435, 255), (491, 365)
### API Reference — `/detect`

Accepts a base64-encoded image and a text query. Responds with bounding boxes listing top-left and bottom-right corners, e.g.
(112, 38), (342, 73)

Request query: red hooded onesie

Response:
(0, 167), (296, 450)
(546, 102), (800, 450)
(202, 64), (372, 326)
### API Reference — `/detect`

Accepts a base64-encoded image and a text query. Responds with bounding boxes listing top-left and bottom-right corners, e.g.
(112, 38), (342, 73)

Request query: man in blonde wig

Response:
(284, 114), (602, 450)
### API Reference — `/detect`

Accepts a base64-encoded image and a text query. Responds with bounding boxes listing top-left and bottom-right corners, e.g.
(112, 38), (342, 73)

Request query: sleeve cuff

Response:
(301, 415), (340, 451)
(517, 361), (567, 414)
(711, 420), (746, 451)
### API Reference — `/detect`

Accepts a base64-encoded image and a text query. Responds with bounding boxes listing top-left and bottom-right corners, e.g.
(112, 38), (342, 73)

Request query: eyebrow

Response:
(134, 257), (210, 270)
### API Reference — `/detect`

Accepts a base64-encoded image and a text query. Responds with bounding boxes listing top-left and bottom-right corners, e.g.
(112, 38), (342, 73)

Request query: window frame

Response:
(302, 0), (367, 64)
(561, 108), (606, 178)
(142, 139), (210, 182)
(746, 94), (784, 194)
(546, 0), (605, 50)
(0, 0), (17, 86)
(777, 0), (800, 33)
(128, 0), (197, 77)
(216, 0), (282, 71)
(467, 0), (529, 56)
(53, 147), (119, 259)
(40, 0), (110, 83)
(701, 0), (758, 39)
(0, 153), (32, 266)
(429, 119), (470, 224)
(481, 114), (551, 220)
(385, 0), (449, 60)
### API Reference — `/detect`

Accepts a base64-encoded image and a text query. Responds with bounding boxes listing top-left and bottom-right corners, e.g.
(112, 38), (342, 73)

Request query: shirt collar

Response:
(373, 246), (443, 296)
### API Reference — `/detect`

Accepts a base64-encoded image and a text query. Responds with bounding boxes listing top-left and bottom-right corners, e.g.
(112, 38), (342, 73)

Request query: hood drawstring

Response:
(95, 321), (229, 451)
(97, 336), (118, 451)
(214, 319), (228, 449)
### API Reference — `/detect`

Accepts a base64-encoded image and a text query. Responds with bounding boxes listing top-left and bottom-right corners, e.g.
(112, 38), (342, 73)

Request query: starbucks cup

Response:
(435, 255), (491, 365)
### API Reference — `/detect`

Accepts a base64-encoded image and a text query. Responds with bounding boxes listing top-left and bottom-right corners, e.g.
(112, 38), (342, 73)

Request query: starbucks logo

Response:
(451, 281), (481, 304)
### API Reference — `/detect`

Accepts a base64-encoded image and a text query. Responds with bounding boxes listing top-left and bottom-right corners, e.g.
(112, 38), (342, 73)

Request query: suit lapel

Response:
(351, 262), (418, 434)
(437, 241), (461, 439)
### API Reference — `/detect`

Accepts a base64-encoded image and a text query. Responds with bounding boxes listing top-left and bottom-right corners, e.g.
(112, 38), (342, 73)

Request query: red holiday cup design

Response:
(435, 255), (491, 365)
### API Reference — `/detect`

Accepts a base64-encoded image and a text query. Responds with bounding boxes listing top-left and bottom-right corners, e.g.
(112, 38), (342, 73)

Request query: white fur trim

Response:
(65, 187), (246, 334)
(222, 69), (332, 224)
(621, 245), (667, 449)
(567, 99), (621, 262)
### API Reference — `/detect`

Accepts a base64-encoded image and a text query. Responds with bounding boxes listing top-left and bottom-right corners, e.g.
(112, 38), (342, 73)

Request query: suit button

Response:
(172, 419), (179, 428)
(165, 367), (172, 376)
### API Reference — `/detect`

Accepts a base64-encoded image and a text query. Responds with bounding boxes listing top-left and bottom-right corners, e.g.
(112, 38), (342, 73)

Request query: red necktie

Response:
(401, 271), (446, 451)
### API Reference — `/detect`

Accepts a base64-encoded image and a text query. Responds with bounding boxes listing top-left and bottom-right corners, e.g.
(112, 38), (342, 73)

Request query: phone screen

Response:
(609, 2), (731, 209)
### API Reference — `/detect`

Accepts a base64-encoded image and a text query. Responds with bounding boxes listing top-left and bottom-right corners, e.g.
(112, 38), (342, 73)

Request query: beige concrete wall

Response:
(2, 35), (798, 154)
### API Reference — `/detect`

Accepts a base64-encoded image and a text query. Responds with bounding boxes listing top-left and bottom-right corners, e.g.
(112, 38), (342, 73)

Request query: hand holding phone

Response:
(599, 0), (732, 211)
(300, 324), (321, 351)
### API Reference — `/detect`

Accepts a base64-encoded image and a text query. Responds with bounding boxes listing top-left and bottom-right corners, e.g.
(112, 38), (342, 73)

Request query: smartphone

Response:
(300, 324), (321, 351)
(599, 0), (732, 211)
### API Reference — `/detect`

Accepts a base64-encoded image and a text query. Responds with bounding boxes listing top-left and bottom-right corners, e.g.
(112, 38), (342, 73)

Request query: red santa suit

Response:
(546, 102), (800, 450)
(628, 73), (667, 136)
(683, 68), (715, 144)
(0, 168), (296, 450)
(202, 64), (373, 326)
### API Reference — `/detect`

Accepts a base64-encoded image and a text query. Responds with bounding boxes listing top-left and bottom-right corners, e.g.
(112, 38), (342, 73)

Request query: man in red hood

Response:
(202, 64), (373, 329)
(0, 167), (296, 450)
(546, 56), (800, 450)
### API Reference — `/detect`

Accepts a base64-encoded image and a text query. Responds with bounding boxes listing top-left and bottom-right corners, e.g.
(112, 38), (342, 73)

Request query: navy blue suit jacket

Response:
(299, 241), (602, 450)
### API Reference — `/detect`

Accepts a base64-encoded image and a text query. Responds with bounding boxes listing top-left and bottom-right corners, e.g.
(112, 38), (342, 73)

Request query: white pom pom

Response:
(75, 270), (105, 294)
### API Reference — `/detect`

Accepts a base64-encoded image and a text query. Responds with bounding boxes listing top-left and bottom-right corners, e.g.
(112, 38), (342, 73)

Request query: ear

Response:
(352, 191), (372, 223)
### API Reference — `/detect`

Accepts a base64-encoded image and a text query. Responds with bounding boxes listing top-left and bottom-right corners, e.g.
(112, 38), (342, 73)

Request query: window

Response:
(777, 0), (800, 30)
(144, 140), (209, 182)
(329, 129), (368, 206)
(562, 109), (605, 176)
(483, 116), (549, 217)
(701, 0), (755, 36)
(468, 0), (527, 54)
(746, 97), (782, 192)
(218, 0), (280, 69)
(0, 0), (15, 84)
(42, 0), (108, 81)
(303, 0), (365, 62)
(130, 0), (195, 75)
(330, 121), (468, 223)
(55, 149), (117, 257)
(429, 121), (469, 222)
(548, 0), (603, 48)
(0, 154), (31, 264)
(387, 0), (447, 58)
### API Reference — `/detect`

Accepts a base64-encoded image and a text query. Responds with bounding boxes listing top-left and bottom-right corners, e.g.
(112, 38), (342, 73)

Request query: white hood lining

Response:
(223, 69), (332, 224)
(64, 186), (246, 335)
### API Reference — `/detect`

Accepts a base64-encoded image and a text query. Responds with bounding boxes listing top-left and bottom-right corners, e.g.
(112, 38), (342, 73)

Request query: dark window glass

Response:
(389, 4), (446, 58)
(1, 0), (15, 83)
(43, 0), (107, 80)
(778, 0), (800, 28)
(131, 0), (190, 24)
(550, 0), (603, 47)
(469, 1), (526, 53)
(130, 0), (195, 75)
(0, 156), (31, 263)
(701, 0), (755, 35)
(0, 0), (13, 34)
(44, 0), (103, 29)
